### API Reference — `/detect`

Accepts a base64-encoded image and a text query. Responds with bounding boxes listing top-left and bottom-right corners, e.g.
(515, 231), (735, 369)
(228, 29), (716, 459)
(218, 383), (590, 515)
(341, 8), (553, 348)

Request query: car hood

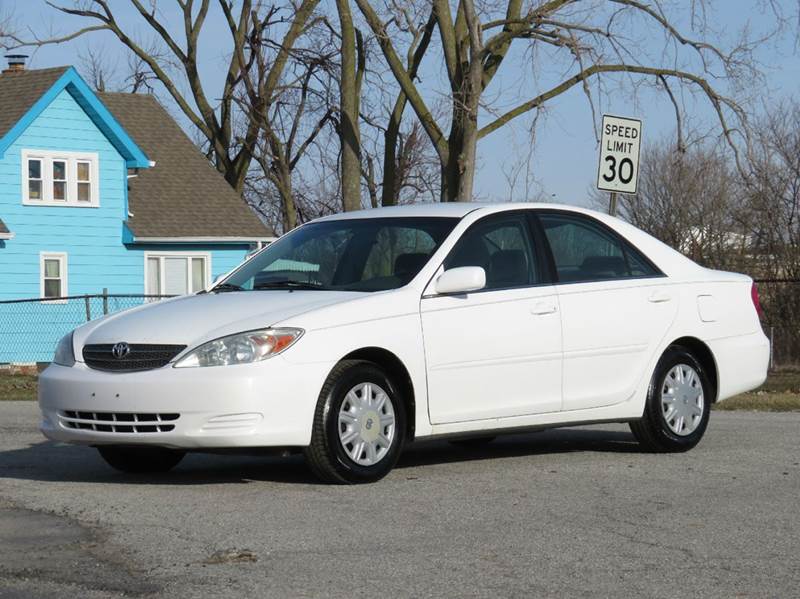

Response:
(76, 290), (364, 351)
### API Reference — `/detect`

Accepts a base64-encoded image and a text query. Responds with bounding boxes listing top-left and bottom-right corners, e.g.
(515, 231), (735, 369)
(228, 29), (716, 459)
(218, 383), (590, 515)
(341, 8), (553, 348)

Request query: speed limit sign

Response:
(597, 115), (642, 195)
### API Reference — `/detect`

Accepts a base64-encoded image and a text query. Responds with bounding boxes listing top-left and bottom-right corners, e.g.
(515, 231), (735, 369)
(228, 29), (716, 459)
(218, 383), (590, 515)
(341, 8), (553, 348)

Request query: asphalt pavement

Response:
(0, 401), (798, 598)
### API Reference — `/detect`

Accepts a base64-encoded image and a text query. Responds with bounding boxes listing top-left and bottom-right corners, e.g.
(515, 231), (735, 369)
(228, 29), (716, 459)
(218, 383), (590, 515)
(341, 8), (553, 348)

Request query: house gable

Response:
(0, 85), (131, 299)
(0, 67), (149, 169)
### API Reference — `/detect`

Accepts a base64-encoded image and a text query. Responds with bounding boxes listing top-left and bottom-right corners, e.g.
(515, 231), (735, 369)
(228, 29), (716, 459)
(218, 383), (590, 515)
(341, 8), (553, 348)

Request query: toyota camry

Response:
(39, 203), (770, 483)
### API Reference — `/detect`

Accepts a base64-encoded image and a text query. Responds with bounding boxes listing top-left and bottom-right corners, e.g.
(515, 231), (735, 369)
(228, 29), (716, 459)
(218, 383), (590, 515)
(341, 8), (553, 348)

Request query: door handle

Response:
(531, 302), (558, 315)
(648, 290), (672, 303)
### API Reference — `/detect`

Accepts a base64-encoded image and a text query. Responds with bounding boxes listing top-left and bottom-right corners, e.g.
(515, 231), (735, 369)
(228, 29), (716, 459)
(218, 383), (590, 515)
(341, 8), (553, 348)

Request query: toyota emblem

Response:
(111, 342), (131, 359)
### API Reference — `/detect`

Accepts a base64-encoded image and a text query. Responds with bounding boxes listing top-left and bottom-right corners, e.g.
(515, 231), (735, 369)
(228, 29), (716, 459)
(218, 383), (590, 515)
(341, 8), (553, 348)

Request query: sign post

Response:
(597, 115), (642, 216)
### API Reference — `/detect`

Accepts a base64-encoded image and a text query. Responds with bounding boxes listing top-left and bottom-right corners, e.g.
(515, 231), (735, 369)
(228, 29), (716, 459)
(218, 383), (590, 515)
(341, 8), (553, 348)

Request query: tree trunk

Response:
(441, 88), (479, 202)
(337, 0), (362, 212)
(456, 118), (478, 201)
(275, 164), (296, 232)
(382, 100), (403, 206)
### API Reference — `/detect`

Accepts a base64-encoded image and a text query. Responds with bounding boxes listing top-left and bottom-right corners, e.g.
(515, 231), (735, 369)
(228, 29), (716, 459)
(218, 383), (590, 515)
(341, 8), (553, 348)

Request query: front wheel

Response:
(97, 446), (185, 473)
(630, 347), (711, 452)
(304, 360), (406, 484)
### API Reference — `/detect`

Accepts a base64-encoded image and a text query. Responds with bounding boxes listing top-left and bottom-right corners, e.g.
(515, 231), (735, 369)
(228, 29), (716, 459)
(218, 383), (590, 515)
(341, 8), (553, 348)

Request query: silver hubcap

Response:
(661, 364), (704, 436)
(337, 382), (396, 466)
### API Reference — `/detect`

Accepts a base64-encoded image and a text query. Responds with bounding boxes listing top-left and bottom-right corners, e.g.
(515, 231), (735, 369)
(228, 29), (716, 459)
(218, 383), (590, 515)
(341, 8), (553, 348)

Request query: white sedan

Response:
(39, 203), (769, 483)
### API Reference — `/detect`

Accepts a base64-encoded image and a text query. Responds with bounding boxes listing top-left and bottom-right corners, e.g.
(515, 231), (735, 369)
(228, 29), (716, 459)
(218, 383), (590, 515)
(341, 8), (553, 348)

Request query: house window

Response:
(52, 160), (67, 201)
(145, 254), (210, 296)
(40, 253), (68, 300)
(28, 158), (43, 200)
(77, 161), (91, 203)
(22, 150), (99, 207)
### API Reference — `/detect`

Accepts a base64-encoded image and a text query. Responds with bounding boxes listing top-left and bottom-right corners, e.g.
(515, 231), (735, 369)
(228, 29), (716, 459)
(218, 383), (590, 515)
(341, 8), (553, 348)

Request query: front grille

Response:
(83, 344), (186, 371)
(60, 411), (180, 433)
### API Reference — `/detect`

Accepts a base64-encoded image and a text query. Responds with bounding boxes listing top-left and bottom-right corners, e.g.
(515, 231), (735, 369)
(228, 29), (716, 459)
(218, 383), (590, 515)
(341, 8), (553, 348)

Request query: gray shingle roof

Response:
(0, 67), (69, 139)
(99, 92), (273, 240)
(0, 217), (8, 234)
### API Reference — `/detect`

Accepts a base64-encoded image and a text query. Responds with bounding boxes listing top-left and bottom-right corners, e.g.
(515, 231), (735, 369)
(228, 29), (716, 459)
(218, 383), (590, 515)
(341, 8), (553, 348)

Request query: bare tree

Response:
(0, 7), (16, 41)
(354, 0), (773, 202)
(378, 2), (436, 206)
(6, 0), (321, 196)
(603, 138), (748, 271)
(747, 102), (800, 281)
(218, 0), (338, 231)
(335, 0), (366, 212)
(742, 102), (800, 364)
(78, 46), (113, 92)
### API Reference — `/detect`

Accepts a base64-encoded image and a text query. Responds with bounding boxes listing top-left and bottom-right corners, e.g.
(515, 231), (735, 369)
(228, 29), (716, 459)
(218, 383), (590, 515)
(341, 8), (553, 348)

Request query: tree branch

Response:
(354, 0), (448, 164)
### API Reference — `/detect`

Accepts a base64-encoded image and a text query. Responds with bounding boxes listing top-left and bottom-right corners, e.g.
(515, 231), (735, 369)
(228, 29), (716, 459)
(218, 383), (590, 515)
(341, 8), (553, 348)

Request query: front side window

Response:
(40, 253), (67, 300)
(444, 213), (539, 290)
(146, 254), (209, 296)
(224, 217), (458, 292)
(538, 212), (659, 283)
(22, 150), (98, 206)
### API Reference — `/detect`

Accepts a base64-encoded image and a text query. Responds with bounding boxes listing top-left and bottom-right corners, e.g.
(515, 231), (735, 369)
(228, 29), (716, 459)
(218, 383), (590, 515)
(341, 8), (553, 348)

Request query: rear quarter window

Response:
(538, 212), (660, 283)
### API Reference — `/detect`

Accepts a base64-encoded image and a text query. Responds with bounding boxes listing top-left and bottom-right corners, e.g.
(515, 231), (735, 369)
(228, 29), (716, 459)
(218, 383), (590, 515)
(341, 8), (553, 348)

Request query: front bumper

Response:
(38, 356), (334, 449)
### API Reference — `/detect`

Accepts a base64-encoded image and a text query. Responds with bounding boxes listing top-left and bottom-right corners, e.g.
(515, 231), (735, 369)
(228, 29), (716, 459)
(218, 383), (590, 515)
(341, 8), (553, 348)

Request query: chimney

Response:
(3, 54), (28, 74)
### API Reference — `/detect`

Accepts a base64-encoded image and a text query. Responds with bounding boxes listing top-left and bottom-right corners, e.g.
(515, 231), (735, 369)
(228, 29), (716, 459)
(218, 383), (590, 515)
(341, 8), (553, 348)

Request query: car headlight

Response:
(53, 332), (75, 367)
(174, 328), (303, 368)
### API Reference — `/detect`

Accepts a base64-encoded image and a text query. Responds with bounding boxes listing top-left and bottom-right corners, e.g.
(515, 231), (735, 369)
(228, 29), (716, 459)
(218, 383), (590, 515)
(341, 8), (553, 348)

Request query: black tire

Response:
(630, 346), (712, 452)
(97, 446), (185, 473)
(304, 360), (407, 484)
(448, 436), (496, 448)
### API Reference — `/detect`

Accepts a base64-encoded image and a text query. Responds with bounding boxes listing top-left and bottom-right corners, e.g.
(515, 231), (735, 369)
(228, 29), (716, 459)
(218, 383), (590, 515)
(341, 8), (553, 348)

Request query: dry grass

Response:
(0, 373), (37, 401)
(713, 392), (800, 412)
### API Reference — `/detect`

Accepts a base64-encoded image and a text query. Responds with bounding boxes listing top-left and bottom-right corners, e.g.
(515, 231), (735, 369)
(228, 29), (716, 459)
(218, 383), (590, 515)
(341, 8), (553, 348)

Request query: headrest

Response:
(394, 253), (429, 275)
(488, 249), (528, 286)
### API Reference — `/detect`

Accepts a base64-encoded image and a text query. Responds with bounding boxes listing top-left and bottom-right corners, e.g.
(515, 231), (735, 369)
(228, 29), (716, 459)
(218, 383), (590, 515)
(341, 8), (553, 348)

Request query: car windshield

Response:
(220, 217), (459, 293)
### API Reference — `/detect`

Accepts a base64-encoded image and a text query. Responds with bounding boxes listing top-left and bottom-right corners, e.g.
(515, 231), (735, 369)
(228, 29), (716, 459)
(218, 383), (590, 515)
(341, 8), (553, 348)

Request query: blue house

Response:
(0, 61), (273, 363)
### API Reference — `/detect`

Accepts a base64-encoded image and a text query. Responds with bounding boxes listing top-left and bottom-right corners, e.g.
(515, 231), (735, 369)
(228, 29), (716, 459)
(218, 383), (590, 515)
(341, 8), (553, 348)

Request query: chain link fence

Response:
(1, 282), (797, 366)
(755, 279), (800, 367)
(0, 292), (172, 364)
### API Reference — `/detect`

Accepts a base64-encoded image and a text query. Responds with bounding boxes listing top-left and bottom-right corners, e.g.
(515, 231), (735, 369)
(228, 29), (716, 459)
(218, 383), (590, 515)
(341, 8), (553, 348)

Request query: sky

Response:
(6, 0), (800, 210)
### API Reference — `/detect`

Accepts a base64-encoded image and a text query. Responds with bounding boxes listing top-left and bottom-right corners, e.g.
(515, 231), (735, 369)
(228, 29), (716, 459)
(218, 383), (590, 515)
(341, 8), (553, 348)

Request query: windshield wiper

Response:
(212, 282), (245, 293)
(253, 280), (327, 291)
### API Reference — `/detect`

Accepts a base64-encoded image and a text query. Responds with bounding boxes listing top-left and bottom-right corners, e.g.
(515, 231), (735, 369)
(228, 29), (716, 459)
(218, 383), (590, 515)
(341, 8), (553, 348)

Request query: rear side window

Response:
(445, 213), (540, 290)
(538, 212), (659, 283)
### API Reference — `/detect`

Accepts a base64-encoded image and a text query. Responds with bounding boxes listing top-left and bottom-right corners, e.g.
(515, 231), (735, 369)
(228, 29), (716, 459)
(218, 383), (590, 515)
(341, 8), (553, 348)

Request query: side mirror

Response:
(435, 266), (486, 295)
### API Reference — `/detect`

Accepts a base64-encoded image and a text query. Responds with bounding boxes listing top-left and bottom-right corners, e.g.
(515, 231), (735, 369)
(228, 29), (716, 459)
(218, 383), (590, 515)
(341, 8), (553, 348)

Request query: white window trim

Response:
(40, 252), (68, 303)
(144, 252), (212, 296)
(22, 149), (100, 207)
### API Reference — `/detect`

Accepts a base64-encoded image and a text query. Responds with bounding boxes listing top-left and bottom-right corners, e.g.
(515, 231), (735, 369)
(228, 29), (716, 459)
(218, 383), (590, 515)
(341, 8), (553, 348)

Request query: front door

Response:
(421, 212), (562, 424)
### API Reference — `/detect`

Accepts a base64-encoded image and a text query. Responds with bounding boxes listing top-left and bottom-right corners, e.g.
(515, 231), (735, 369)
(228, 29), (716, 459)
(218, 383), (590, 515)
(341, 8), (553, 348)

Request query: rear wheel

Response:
(630, 346), (711, 452)
(304, 360), (406, 484)
(97, 446), (185, 473)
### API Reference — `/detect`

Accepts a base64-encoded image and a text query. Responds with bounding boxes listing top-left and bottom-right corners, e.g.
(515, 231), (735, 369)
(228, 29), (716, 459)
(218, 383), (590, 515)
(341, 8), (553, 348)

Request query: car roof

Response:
(314, 201), (603, 221)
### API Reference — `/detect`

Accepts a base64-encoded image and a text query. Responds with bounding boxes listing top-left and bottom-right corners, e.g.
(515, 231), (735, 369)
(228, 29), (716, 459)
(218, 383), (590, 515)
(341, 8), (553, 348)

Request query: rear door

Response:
(536, 210), (678, 412)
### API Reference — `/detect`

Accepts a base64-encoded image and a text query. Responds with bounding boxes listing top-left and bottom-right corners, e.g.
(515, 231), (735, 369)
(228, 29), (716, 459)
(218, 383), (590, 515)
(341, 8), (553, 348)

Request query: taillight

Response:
(751, 282), (764, 317)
